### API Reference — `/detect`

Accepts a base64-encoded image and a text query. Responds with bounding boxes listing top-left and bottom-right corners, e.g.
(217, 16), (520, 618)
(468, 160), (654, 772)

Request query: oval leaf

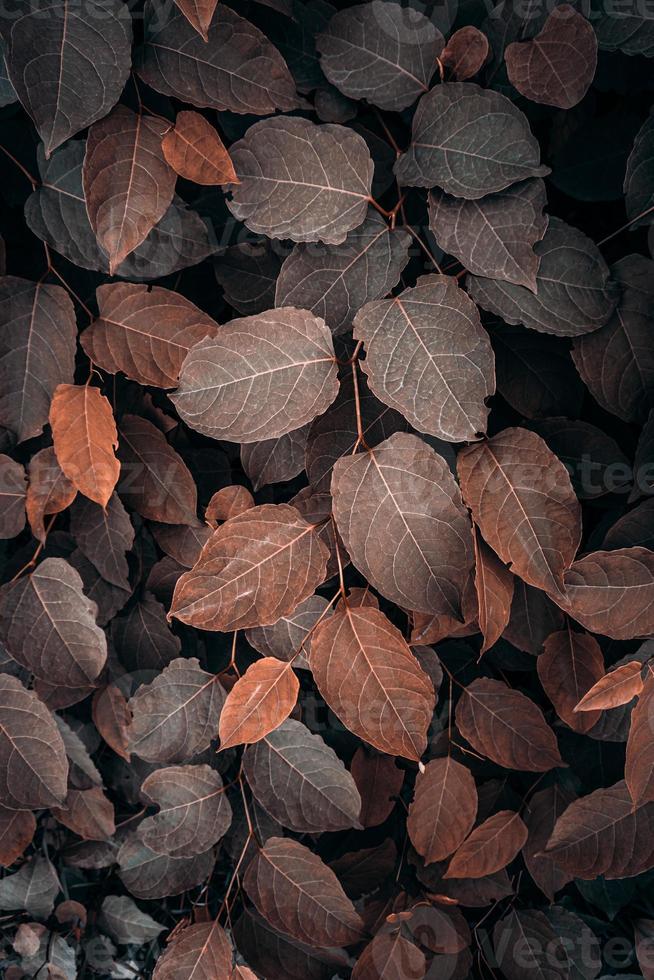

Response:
(50, 384), (120, 508)
(444, 810), (528, 879)
(219, 658), (299, 750)
(407, 757), (478, 864)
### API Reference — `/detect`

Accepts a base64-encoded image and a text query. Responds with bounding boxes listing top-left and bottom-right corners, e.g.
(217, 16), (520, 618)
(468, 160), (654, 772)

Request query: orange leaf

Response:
(49, 384), (119, 507)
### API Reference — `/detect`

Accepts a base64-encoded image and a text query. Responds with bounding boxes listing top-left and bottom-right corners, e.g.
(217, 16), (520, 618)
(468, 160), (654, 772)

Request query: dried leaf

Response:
(162, 111), (239, 185)
(49, 384), (119, 508)
(171, 308), (338, 442)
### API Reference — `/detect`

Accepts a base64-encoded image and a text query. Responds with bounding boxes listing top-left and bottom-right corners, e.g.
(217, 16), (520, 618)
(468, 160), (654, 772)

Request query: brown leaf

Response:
(117, 415), (198, 525)
(352, 931), (426, 980)
(170, 503), (328, 631)
(444, 810), (527, 879)
(354, 274), (495, 441)
(49, 384), (120, 508)
(69, 492), (134, 591)
(558, 547), (654, 639)
(456, 677), (566, 771)
(151, 521), (212, 570)
(523, 784), (575, 900)
(574, 659), (645, 711)
(233, 907), (345, 980)
(0, 454), (26, 540)
(545, 780), (654, 879)
(83, 105), (177, 273)
(26, 447), (76, 543)
(626, 674), (654, 805)
(205, 486), (255, 524)
(219, 657), (299, 749)
(0, 557), (107, 690)
(92, 684), (131, 761)
(153, 920), (232, 979)
(112, 594), (181, 672)
(171, 308), (339, 443)
(332, 432), (474, 618)
(350, 747), (404, 828)
(504, 579), (565, 655)
(242, 719), (362, 833)
(241, 427), (310, 492)
(457, 427), (581, 596)
(407, 757), (478, 864)
(0, 674), (68, 809)
(244, 837), (364, 947)
(310, 602), (435, 761)
(473, 529), (514, 654)
(139, 764), (232, 856)
(118, 834), (215, 900)
(0, 277), (76, 444)
(440, 26), (489, 80)
(245, 593), (332, 670)
(506, 6), (597, 109)
(129, 657), (225, 763)
(52, 787), (115, 841)
(0, 806), (36, 867)
(82, 282), (219, 388)
(537, 626), (604, 733)
(162, 110), (238, 185)
(172, 0), (218, 40)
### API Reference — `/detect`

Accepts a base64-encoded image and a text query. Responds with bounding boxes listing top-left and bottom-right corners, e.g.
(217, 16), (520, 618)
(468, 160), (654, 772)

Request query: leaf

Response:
(242, 719), (362, 832)
(241, 427), (310, 491)
(529, 417), (631, 500)
(352, 931), (426, 980)
(625, 675), (654, 804)
(624, 114), (654, 227)
(0, 557), (107, 690)
(444, 810), (528, 879)
(574, 660), (645, 711)
(505, 6), (597, 109)
(162, 110), (238, 185)
(136, 0), (299, 114)
(350, 748), (404, 828)
(332, 432), (474, 617)
(100, 895), (166, 945)
(170, 503), (328, 631)
(234, 908), (343, 980)
(306, 375), (408, 493)
(493, 909), (569, 980)
(473, 530), (514, 654)
(214, 241), (283, 318)
(83, 106), (177, 274)
(244, 837), (364, 947)
(26, 142), (216, 280)
(504, 580), (565, 655)
(128, 657), (225, 763)
(82, 282), (219, 389)
(0, 277), (76, 443)
(0, 806), (35, 867)
(428, 179), (548, 290)
(205, 486), (255, 524)
(310, 602), (435, 760)
(117, 415), (198, 525)
(316, 1), (443, 111)
(523, 784), (575, 901)
(219, 658), (299, 749)
(69, 492), (133, 591)
(468, 218), (617, 337)
(118, 835), (215, 899)
(456, 677), (566, 771)
(92, 684), (131, 761)
(172, 0), (218, 40)
(559, 548), (654, 640)
(395, 82), (549, 198)
(245, 594), (331, 670)
(0, 0), (132, 157)
(112, 594), (181, 672)
(594, 2), (654, 57)
(537, 627), (604, 734)
(139, 764), (232, 857)
(49, 384), (119, 508)
(457, 427), (581, 596)
(226, 116), (373, 244)
(275, 209), (410, 337)
(545, 780), (654, 879)
(153, 920), (232, 980)
(571, 254), (654, 422)
(0, 855), (60, 918)
(408, 757), (478, 864)
(171, 308), (338, 442)
(52, 787), (115, 841)
(26, 447), (76, 543)
(0, 455), (26, 540)
(440, 26), (489, 80)
(354, 273), (495, 441)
